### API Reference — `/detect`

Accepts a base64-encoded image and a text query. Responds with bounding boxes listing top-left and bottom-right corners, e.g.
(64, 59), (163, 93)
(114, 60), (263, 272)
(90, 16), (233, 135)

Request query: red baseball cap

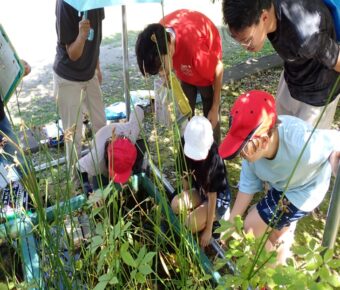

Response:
(219, 90), (277, 159)
(107, 138), (137, 183)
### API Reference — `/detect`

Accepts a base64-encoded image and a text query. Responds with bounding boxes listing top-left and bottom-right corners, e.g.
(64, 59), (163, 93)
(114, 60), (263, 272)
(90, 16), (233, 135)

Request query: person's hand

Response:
(21, 60), (31, 76)
(200, 228), (212, 248)
(83, 181), (93, 196)
(79, 18), (91, 41)
(87, 189), (105, 208)
(96, 68), (103, 85)
(207, 106), (219, 129)
(329, 151), (340, 177)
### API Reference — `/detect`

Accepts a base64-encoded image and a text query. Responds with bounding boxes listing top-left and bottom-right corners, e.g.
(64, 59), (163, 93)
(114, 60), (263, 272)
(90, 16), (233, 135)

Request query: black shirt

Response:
(268, 0), (340, 106)
(53, 0), (104, 81)
(185, 142), (229, 195)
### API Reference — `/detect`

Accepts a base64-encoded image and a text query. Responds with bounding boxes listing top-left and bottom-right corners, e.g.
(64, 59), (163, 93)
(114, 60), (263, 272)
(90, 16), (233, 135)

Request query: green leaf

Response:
(273, 271), (290, 286)
(0, 283), (9, 290)
(309, 239), (317, 251)
(305, 254), (323, 271)
(99, 273), (113, 282)
(229, 239), (241, 249)
(136, 245), (146, 263)
(139, 264), (153, 275)
(109, 276), (119, 285)
(230, 249), (244, 257)
(90, 235), (103, 254)
(120, 242), (137, 268)
(130, 269), (137, 279)
(234, 215), (243, 232)
(142, 252), (156, 264)
(91, 206), (102, 216)
(75, 259), (83, 271)
(241, 280), (250, 290)
(328, 259), (340, 269)
(318, 265), (330, 281)
(95, 223), (104, 236)
(326, 273), (340, 287)
(323, 249), (334, 263)
(216, 219), (234, 232)
(135, 271), (146, 283)
(293, 245), (309, 256)
(93, 281), (108, 290)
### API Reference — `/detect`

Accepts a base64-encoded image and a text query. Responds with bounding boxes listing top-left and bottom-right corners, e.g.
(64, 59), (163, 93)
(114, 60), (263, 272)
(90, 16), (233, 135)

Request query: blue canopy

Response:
(64, 0), (162, 12)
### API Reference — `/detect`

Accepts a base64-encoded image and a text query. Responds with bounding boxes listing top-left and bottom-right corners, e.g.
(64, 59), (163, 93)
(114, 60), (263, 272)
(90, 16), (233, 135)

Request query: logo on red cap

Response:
(219, 90), (277, 159)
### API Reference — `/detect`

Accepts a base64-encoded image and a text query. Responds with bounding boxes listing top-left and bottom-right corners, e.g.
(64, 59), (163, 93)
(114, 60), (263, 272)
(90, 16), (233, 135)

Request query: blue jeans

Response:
(0, 115), (24, 180)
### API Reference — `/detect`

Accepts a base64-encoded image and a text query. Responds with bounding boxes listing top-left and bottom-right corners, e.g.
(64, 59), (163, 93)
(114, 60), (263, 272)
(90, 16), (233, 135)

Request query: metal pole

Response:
(122, 5), (131, 120)
(322, 164), (340, 249)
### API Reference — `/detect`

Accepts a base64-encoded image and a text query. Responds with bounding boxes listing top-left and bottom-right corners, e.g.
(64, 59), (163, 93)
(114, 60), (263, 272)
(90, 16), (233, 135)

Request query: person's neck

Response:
(168, 31), (176, 57)
(266, 3), (277, 34)
(264, 129), (279, 160)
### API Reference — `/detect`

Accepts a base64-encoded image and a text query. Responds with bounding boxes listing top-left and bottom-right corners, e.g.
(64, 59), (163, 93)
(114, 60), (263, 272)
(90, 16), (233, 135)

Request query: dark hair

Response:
(187, 143), (227, 194)
(104, 138), (111, 168)
(135, 23), (171, 76)
(222, 0), (272, 31)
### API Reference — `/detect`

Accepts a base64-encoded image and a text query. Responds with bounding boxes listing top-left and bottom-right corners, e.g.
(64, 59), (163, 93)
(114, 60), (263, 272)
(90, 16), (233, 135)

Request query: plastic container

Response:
(105, 102), (127, 121)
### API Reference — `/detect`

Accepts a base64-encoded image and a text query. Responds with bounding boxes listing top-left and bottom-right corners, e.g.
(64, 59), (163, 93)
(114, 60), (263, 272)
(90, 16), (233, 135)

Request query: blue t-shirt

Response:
(239, 115), (340, 212)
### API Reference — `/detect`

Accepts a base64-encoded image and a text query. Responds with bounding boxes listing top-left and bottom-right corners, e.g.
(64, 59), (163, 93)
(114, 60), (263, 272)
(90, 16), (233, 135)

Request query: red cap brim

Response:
(111, 168), (133, 184)
(218, 133), (246, 159)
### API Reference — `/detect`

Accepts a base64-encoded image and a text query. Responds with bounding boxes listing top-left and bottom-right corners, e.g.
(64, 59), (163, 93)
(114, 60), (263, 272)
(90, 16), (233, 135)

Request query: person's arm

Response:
(334, 50), (340, 72)
(329, 151), (340, 176)
(96, 59), (102, 85)
(228, 191), (254, 223)
(200, 191), (217, 247)
(21, 60), (31, 76)
(207, 60), (224, 129)
(66, 18), (90, 61)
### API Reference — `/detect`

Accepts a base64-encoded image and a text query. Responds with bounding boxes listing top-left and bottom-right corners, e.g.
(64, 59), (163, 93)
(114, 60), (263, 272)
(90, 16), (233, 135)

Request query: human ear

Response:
(261, 135), (270, 149)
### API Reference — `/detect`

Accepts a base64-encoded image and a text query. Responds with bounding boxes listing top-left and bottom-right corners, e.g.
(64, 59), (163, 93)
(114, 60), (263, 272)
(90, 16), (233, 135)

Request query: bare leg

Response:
(185, 202), (209, 233)
(244, 206), (294, 266)
(171, 189), (202, 214)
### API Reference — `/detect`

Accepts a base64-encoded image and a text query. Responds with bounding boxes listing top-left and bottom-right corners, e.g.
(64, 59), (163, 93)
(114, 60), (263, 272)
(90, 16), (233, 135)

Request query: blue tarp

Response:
(64, 0), (162, 12)
(324, 0), (340, 42)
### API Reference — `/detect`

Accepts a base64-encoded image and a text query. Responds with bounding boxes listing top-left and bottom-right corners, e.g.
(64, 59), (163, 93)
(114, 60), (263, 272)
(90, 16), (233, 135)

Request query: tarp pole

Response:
(122, 5), (131, 120)
(322, 164), (340, 249)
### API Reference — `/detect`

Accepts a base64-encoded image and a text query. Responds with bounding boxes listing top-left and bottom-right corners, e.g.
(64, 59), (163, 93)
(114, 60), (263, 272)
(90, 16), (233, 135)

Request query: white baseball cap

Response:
(184, 116), (214, 160)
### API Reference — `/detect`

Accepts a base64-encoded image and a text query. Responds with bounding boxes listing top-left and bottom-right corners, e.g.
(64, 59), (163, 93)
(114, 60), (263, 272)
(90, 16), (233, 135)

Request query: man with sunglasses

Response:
(222, 0), (340, 129)
(219, 90), (340, 265)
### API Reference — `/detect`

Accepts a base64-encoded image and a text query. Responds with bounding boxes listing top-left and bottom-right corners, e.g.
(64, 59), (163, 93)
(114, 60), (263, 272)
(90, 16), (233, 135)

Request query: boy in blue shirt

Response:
(218, 90), (340, 264)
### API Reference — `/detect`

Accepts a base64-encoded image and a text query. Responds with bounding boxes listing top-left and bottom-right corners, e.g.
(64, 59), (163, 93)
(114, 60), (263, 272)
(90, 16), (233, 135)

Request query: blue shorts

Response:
(256, 188), (308, 230)
(200, 188), (231, 220)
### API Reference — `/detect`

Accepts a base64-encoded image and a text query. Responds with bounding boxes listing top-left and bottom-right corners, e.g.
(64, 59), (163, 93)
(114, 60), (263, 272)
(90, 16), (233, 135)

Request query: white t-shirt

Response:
(77, 106), (144, 177)
(239, 115), (340, 212)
